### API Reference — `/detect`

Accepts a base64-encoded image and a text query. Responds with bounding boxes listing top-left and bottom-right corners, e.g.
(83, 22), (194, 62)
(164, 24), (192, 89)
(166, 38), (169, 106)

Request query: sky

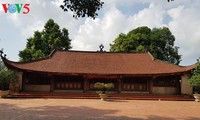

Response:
(0, 0), (200, 66)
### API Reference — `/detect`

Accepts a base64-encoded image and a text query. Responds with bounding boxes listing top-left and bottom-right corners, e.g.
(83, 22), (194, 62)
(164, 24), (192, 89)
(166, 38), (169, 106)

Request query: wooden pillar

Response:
(117, 76), (122, 93)
(83, 75), (88, 92)
(149, 76), (154, 94)
(50, 76), (54, 92)
(147, 78), (150, 92)
(22, 72), (26, 92)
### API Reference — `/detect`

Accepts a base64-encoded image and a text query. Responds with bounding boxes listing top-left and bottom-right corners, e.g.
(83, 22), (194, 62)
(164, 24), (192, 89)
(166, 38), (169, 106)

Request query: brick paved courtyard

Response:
(0, 99), (199, 120)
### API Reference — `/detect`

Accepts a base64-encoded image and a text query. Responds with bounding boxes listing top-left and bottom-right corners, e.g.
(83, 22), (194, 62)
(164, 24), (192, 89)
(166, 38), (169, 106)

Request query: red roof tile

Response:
(2, 50), (195, 75)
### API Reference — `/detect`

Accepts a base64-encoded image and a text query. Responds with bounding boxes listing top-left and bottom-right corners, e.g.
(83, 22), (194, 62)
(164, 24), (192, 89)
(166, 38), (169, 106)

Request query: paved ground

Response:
(0, 98), (199, 120)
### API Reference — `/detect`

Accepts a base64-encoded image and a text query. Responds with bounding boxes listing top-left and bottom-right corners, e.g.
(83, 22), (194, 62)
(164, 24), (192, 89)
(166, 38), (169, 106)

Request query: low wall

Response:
(24, 85), (50, 92)
(152, 87), (177, 95)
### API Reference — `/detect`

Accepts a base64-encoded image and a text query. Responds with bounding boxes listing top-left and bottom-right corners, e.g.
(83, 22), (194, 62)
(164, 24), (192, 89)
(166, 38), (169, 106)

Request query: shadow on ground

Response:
(0, 101), (199, 120)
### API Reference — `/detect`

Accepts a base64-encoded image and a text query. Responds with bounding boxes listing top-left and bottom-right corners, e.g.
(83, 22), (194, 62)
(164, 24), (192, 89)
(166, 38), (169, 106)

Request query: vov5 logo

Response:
(2, 4), (30, 14)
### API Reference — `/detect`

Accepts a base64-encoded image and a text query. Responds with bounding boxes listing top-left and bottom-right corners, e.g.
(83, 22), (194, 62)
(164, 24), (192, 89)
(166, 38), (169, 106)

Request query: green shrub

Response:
(94, 82), (114, 94)
(0, 70), (18, 91)
(188, 63), (200, 93)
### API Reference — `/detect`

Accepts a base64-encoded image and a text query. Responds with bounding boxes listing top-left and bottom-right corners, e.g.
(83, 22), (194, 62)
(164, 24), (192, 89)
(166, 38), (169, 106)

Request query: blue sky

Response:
(0, 0), (200, 66)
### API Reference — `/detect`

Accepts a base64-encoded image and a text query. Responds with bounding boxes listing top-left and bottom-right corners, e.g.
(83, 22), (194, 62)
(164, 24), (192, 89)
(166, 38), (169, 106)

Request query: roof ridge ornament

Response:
(197, 58), (200, 63)
(0, 48), (4, 57)
(0, 49), (7, 58)
(97, 44), (106, 53)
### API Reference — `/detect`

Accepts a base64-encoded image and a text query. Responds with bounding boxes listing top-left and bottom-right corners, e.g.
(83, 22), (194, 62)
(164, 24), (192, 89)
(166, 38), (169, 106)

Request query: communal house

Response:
(1, 49), (195, 95)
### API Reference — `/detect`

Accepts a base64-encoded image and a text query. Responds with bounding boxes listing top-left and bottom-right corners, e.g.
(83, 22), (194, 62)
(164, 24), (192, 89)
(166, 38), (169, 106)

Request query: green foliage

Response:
(191, 63), (200, 76)
(60, 0), (172, 19)
(0, 58), (7, 71)
(19, 19), (72, 61)
(110, 26), (181, 65)
(0, 70), (18, 90)
(60, 0), (104, 19)
(94, 82), (114, 94)
(188, 63), (200, 93)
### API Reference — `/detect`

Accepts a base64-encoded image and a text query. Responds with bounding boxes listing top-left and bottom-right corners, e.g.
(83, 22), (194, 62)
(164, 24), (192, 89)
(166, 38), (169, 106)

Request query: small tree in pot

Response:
(188, 63), (200, 102)
(94, 82), (114, 101)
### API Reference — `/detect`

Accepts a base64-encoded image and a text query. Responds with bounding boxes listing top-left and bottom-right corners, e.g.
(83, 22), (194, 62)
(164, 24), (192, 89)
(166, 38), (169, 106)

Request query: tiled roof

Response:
(2, 50), (195, 75)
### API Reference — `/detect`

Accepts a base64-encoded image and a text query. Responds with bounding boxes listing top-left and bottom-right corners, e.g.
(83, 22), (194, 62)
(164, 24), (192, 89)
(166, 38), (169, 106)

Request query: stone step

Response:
(7, 92), (194, 101)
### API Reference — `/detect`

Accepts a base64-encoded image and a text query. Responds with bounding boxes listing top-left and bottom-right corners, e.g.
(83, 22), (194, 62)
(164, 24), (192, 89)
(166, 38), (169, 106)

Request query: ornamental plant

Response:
(0, 70), (18, 91)
(94, 82), (114, 94)
(188, 63), (200, 93)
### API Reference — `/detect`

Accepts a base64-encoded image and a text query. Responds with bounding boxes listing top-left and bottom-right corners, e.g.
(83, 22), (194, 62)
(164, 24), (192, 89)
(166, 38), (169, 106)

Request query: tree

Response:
(19, 19), (72, 61)
(60, 0), (173, 19)
(0, 70), (18, 90)
(188, 63), (200, 93)
(0, 50), (18, 91)
(110, 26), (181, 65)
(0, 49), (6, 70)
(0, 58), (6, 71)
(60, 0), (104, 19)
(150, 27), (181, 64)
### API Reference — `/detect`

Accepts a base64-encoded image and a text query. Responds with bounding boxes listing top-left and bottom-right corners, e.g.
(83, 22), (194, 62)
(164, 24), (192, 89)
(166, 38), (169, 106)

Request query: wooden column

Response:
(149, 76), (154, 94)
(176, 76), (181, 95)
(117, 76), (122, 93)
(147, 78), (150, 92)
(83, 75), (88, 92)
(22, 72), (25, 92)
(50, 76), (54, 92)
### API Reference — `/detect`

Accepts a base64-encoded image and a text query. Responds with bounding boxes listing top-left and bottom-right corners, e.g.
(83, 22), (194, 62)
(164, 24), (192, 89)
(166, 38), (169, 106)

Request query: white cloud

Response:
(2, 0), (83, 42)
(51, 0), (63, 7)
(72, 1), (200, 65)
(72, 6), (128, 51)
(130, 3), (166, 29)
(1, 0), (200, 66)
(21, 21), (44, 39)
(0, 5), (2, 12)
(168, 4), (200, 65)
(72, 3), (167, 51)
(0, 0), (81, 61)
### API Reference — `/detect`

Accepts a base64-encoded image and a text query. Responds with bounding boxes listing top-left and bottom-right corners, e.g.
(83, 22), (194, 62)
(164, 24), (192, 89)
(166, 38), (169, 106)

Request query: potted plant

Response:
(188, 63), (200, 102)
(94, 82), (114, 101)
(0, 70), (18, 98)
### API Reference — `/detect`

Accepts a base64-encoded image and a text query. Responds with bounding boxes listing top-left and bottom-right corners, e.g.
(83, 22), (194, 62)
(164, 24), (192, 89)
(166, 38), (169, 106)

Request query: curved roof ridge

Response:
(1, 49), (59, 64)
(154, 59), (179, 66)
(65, 50), (147, 54)
(181, 62), (198, 71)
(1, 50), (196, 75)
(154, 58), (196, 72)
(1, 50), (149, 64)
(3, 55), (51, 64)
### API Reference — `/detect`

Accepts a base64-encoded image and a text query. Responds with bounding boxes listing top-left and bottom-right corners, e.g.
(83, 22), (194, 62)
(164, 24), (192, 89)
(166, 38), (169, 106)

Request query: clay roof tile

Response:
(2, 50), (195, 75)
